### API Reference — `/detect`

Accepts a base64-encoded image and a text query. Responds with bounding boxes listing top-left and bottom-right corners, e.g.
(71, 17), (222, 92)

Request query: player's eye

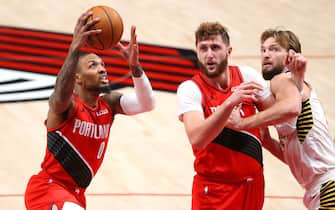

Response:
(89, 62), (97, 68)
(269, 46), (280, 52)
(212, 45), (220, 51)
(199, 46), (207, 51)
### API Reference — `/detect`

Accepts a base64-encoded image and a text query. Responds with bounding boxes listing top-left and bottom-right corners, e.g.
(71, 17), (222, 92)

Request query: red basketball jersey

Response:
(41, 94), (114, 188)
(191, 66), (263, 182)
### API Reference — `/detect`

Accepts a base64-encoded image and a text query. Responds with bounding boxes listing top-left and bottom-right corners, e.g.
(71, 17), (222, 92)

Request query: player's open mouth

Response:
(206, 62), (216, 70)
(262, 62), (272, 68)
(100, 75), (109, 84)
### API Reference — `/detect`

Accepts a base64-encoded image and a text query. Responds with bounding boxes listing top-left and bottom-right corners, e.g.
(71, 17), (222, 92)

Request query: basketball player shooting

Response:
(24, 9), (155, 210)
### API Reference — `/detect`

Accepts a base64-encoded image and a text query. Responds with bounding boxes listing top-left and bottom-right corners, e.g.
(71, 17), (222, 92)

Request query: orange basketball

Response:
(86, 5), (124, 50)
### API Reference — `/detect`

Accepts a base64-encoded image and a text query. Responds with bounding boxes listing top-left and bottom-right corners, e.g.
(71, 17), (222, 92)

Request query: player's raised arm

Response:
(104, 26), (155, 115)
(286, 49), (307, 92)
(49, 10), (101, 114)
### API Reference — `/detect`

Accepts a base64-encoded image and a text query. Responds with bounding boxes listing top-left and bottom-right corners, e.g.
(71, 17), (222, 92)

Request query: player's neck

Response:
(75, 89), (99, 107)
(208, 68), (230, 90)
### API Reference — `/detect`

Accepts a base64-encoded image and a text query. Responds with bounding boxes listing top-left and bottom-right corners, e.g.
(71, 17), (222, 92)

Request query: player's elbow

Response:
(287, 103), (301, 118)
(48, 94), (71, 114)
(192, 142), (208, 151)
(189, 136), (209, 151)
(279, 99), (301, 120)
(142, 94), (155, 112)
(120, 93), (155, 115)
(134, 95), (155, 114)
(191, 141), (205, 150)
(291, 108), (301, 117)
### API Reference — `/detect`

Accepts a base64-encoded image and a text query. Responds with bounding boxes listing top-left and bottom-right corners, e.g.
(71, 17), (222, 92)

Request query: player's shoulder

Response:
(177, 79), (202, 100)
(270, 72), (297, 94)
(271, 72), (291, 83)
(236, 65), (260, 76)
(234, 65), (266, 85)
(177, 79), (198, 91)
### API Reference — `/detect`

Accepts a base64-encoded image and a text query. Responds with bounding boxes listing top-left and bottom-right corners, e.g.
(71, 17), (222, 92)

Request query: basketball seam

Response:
(101, 7), (114, 48)
(96, 34), (105, 50)
(94, 8), (105, 50)
(88, 12), (104, 50)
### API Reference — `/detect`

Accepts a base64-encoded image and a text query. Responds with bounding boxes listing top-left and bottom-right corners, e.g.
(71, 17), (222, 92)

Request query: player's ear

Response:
(285, 49), (295, 65)
(75, 73), (82, 85)
(227, 46), (232, 55)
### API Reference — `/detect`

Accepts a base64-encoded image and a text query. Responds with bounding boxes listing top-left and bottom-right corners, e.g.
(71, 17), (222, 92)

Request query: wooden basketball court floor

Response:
(1, 1), (334, 209)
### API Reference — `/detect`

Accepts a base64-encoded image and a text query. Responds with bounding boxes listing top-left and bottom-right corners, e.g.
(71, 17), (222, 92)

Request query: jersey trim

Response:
(320, 180), (335, 208)
(296, 99), (313, 143)
(47, 131), (94, 188)
(213, 128), (263, 166)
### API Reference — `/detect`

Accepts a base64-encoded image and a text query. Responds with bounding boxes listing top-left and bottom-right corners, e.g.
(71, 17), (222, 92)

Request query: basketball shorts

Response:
(191, 170), (264, 210)
(25, 171), (86, 210)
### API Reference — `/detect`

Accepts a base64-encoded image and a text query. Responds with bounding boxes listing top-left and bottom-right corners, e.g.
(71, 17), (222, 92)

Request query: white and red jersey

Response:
(177, 66), (268, 181)
(41, 94), (114, 188)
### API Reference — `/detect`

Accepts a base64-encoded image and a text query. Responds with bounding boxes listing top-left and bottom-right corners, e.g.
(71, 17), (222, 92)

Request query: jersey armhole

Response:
(99, 95), (115, 121)
(46, 99), (79, 132)
(190, 78), (204, 108)
(177, 79), (204, 122)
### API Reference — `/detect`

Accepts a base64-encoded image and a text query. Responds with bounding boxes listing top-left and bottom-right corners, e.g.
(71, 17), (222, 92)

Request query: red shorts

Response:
(191, 170), (264, 210)
(25, 171), (86, 210)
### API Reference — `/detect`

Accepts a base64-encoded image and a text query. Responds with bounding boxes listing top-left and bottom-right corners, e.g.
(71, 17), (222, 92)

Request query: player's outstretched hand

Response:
(70, 10), (101, 52)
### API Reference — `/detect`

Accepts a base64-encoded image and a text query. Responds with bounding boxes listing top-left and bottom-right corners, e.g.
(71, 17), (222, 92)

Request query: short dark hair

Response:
(76, 51), (97, 73)
(261, 28), (302, 53)
(195, 22), (230, 46)
(78, 51), (94, 59)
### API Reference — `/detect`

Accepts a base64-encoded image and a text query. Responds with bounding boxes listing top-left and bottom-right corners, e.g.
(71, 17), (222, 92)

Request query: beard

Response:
(98, 84), (112, 93)
(86, 83), (111, 94)
(262, 63), (285, 80)
(198, 58), (228, 78)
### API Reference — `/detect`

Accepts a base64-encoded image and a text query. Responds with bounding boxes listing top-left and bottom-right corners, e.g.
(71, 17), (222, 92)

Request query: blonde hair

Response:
(261, 28), (301, 53)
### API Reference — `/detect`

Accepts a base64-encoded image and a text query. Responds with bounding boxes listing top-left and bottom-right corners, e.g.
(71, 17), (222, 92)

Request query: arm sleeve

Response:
(176, 80), (203, 121)
(120, 72), (155, 115)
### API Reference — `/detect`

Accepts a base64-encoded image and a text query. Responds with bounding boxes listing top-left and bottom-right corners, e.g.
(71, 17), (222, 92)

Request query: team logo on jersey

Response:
(96, 109), (109, 116)
(0, 26), (198, 103)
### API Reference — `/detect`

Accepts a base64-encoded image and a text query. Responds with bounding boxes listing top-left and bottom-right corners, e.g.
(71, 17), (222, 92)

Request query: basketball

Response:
(86, 5), (124, 50)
